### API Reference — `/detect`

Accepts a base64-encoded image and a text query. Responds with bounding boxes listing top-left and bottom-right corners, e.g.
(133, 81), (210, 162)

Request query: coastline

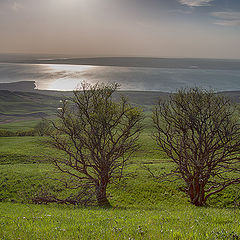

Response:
(0, 57), (240, 71)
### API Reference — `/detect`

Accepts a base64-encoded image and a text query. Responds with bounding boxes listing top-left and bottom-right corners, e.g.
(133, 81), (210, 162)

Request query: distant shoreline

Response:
(0, 57), (240, 71)
(1, 80), (240, 95)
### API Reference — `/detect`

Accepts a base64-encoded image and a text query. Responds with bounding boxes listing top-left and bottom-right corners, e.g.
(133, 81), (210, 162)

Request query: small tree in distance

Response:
(48, 82), (143, 207)
(35, 119), (50, 136)
(152, 88), (240, 206)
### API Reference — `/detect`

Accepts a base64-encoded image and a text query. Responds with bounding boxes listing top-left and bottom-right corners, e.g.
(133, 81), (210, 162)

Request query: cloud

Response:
(214, 20), (240, 26)
(178, 0), (214, 7)
(211, 11), (240, 20)
(211, 11), (240, 26)
(168, 9), (193, 14)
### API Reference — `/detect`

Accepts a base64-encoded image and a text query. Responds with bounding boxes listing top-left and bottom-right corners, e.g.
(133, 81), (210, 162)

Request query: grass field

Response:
(0, 91), (240, 239)
(0, 131), (239, 239)
(0, 120), (41, 131)
(0, 202), (240, 240)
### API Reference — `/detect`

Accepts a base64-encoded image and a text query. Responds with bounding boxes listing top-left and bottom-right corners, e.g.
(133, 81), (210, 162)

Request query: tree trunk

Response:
(96, 181), (111, 207)
(188, 178), (205, 206)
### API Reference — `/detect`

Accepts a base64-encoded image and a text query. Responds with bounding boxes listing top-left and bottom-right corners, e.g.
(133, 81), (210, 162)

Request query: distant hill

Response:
(0, 81), (36, 92)
(34, 57), (240, 70)
(0, 83), (240, 123)
(37, 90), (170, 106)
(218, 91), (240, 103)
(0, 90), (60, 123)
(1, 57), (240, 70)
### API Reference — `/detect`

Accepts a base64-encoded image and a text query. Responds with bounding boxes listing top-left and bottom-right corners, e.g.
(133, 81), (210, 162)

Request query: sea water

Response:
(0, 62), (240, 92)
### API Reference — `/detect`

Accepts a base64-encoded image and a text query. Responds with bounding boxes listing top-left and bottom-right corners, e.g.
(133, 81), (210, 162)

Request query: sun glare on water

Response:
(47, 78), (84, 91)
(48, 64), (94, 72)
(39, 64), (98, 91)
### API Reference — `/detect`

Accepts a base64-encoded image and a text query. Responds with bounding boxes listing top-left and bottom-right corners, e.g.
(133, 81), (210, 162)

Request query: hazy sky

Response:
(0, 0), (240, 59)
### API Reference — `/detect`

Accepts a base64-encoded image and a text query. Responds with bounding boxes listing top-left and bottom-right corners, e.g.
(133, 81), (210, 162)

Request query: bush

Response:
(0, 129), (36, 137)
(0, 130), (15, 137)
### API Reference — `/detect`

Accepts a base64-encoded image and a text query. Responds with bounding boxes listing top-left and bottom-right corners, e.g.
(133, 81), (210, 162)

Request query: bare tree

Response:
(34, 119), (50, 136)
(152, 88), (240, 206)
(47, 82), (143, 207)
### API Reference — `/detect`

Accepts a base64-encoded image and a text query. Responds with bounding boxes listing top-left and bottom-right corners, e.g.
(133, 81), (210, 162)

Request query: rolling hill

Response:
(0, 81), (240, 124)
(0, 90), (60, 123)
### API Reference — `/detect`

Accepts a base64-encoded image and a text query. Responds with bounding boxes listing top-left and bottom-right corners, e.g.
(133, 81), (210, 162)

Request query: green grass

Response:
(0, 136), (57, 164)
(0, 120), (41, 131)
(0, 109), (240, 239)
(0, 133), (239, 207)
(0, 202), (239, 239)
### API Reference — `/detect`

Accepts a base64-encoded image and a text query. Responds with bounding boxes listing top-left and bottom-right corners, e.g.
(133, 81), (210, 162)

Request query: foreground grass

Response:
(0, 202), (239, 240)
(0, 114), (239, 239)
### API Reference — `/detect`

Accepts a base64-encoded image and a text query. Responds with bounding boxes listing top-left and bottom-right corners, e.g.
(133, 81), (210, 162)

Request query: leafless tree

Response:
(34, 119), (50, 136)
(152, 88), (240, 206)
(47, 82), (143, 207)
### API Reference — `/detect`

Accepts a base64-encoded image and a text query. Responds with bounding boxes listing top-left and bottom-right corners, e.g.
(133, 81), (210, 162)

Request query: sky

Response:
(0, 0), (240, 59)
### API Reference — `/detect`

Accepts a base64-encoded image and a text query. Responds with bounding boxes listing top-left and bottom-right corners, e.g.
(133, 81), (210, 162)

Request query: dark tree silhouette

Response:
(48, 82), (143, 207)
(152, 88), (240, 206)
(34, 119), (49, 136)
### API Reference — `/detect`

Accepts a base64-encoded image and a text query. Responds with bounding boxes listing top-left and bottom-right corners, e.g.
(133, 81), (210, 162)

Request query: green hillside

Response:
(0, 89), (240, 239)
(0, 90), (60, 124)
(1, 89), (240, 125)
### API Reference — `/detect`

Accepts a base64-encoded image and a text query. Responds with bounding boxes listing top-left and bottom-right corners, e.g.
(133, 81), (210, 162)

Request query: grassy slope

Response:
(0, 90), (60, 124)
(0, 91), (240, 239)
(0, 120), (41, 131)
(0, 132), (240, 239)
(1, 89), (239, 125)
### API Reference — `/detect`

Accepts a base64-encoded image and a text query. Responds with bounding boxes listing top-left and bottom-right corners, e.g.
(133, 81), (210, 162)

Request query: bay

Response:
(0, 62), (240, 92)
